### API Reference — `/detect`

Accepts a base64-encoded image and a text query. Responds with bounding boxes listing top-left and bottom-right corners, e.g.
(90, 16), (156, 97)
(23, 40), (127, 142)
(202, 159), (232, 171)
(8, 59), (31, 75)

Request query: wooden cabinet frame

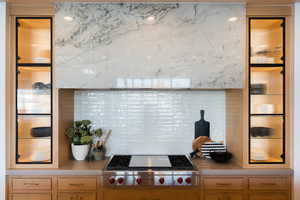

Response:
(243, 4), (294, 168)
(6, 14), (58, 168)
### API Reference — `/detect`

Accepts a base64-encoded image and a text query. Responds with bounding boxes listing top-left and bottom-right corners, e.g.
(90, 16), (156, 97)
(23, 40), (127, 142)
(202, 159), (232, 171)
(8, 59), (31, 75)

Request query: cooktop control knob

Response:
(177, 177), (183, 184)
(136, 177), (142, 185)
(159, 177), (165, 184)
(185, 177), (192, 184)
(108, 177), (115, 184)
(117, 177), (124, 184)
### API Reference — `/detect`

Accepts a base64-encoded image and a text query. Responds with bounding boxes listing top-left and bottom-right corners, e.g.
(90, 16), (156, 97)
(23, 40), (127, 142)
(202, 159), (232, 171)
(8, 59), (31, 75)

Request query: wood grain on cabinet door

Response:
(224, 193), (244, 200)
(10, 193), (51, 200)
(249, 192), (289, 200)
(204, 193), (224, 200)
(77, 193), (97, 200)
(103, 188), (199, 200)
(58, 193), (96, 200)
(205, 192), (244, 200)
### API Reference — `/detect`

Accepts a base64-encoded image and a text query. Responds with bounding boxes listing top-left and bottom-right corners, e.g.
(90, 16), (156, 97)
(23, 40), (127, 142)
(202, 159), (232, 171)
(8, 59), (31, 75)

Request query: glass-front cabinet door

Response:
(16, 17), (52, 164)
(249, 18), (285, 164)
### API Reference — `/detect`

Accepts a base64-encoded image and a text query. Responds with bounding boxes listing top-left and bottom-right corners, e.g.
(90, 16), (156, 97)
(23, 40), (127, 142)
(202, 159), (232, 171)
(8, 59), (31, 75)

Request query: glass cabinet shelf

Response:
(248, 18), (285, 164)
(16, 17), (53, 164)
(17, 18), (51, 64)
(250, 18), (284, 65)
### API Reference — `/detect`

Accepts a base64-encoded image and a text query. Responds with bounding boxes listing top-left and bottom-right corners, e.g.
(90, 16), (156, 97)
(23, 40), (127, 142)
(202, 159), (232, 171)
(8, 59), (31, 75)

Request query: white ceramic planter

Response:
(71, 143), (90, 161)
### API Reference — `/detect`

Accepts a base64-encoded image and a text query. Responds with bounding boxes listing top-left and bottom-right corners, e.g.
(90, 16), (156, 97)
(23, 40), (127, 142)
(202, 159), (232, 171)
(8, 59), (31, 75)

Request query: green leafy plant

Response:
(65, 120), (103, 145)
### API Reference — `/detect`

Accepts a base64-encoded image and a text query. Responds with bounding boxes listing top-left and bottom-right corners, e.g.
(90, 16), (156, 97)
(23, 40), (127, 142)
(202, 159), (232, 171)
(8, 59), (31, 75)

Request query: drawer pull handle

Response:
(69, 183), (84, 187)
(261, 183), (277, 186)
(24, 183), (40, 186)
(216, 183), (232, 186)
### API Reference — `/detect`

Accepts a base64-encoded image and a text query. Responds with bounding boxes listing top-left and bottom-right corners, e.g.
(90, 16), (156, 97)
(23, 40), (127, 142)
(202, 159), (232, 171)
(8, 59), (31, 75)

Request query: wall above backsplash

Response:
(54, 3), (245, 89)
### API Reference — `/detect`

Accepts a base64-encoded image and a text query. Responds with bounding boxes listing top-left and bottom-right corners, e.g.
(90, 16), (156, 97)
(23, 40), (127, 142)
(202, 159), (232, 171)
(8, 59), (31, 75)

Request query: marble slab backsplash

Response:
(74, 90), (225, 155)
(55, 3), (245, 89)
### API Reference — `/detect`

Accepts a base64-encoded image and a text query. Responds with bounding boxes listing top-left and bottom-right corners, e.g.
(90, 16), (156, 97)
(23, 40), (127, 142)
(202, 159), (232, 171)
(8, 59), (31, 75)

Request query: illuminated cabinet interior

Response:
(249, 18), (285, 164)
(16, 18), (53, 164)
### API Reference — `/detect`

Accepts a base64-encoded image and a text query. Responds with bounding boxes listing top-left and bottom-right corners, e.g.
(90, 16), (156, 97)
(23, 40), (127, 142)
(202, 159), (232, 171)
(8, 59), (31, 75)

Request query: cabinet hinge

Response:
(16, 21), (20, 27)
(280, 22), (284, 28)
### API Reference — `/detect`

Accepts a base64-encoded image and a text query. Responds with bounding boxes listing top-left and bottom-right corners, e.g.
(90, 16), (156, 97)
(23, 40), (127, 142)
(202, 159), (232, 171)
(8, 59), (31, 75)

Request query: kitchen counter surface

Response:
(6, 158), (293, 176)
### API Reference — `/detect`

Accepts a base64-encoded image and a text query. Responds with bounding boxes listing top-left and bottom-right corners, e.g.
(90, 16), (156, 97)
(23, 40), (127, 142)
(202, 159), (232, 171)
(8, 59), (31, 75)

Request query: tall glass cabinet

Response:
(15, 17), (53, 164)
(248, 18), (286, 164)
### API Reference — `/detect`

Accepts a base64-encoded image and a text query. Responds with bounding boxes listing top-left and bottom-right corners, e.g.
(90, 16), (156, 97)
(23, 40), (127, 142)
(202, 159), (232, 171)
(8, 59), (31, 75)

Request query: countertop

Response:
(6, 158), (293, 176)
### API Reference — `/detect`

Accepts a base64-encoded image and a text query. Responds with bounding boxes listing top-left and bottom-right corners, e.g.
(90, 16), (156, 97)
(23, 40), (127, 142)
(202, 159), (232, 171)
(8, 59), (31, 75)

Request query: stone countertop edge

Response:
(5, 158), (293, 176)
(5, 168), (293, 176)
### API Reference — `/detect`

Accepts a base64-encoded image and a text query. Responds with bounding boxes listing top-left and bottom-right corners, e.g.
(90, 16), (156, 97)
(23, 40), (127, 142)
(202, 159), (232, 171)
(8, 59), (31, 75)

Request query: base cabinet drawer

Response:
(249, 177), (289, 190)
(9, 193), (51, 200)
(204, 192), (244, 200)
(203, 177), (245, 190)
(57, 177), (97, 191)
(11, 178), (52, 192)
(58, 193), (96, 200)
(249, 192), (289, 200)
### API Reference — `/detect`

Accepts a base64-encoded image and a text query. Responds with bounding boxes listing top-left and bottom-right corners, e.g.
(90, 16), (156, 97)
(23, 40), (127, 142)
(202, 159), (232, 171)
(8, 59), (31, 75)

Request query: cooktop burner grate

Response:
(168, 155), (194, 170)
(106, 155), (131, 170)
(106, 155), (195, 171)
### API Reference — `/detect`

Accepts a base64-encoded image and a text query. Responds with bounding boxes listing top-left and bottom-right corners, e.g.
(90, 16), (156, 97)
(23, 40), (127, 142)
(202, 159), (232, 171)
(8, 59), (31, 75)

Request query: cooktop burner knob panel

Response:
(108, 177), (115, 184)
(159, 177), (165, 185)
(185, 177), (192, 184)
(177, 177), (183, 184)
(117, 177), (124, 184)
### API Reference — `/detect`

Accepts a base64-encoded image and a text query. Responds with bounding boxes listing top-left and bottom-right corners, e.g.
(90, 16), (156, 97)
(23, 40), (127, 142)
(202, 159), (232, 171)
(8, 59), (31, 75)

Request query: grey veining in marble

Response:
(55, 3), (245, 89)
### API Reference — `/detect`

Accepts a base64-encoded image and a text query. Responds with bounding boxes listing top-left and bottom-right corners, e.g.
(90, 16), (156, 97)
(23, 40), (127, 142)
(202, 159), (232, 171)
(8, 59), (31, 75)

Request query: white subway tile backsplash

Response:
(74, 90), (226, 155)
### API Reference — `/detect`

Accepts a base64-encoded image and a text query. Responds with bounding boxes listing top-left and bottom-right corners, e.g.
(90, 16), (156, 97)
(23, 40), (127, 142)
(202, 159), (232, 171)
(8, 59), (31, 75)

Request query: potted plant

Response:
(92, 127), (103, 144)
(65, 120), (102, 161)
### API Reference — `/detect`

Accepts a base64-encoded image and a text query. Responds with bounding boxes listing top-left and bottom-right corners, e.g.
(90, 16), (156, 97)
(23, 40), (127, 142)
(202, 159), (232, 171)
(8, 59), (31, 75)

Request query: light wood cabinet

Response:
(249, 192), (289, 200)
(103, 188), (199, 200)
(204, 192), (244, 200)
(203, 177), (245, 190)
(9, 193), (51, 200)
(57, 177), (97, 191)
(58, 192), (97, 200)
(11, 178), (52, 192)
(7, 175), (292, 200)
(249, 177), (289, 190)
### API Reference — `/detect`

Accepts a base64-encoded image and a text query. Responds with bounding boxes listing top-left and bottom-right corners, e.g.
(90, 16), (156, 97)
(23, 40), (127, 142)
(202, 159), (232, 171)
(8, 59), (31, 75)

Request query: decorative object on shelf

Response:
(257, 104), (275, 114)
(92, 128), (103, 144)
(191, 110), (211, 158)
(201, 142), (226, 158)
(30, 152), (50, 162)
(209, 151), (233, 163)
(195, 110), (210, 138)
(31, 127), (51, 137)
(251, 150), (269, 161)
(250, 83), (266, 94)
(65, 120), (102, 161)
(32, 82), (51, 95)
(250, 127), (274, 137)
(91, 130), (111, 161)
(32, 82), (51, 90)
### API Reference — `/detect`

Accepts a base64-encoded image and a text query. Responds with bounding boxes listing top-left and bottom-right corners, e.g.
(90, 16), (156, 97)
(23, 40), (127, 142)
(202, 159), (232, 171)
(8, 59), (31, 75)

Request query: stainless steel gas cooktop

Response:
(104, 155), (198, 187)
